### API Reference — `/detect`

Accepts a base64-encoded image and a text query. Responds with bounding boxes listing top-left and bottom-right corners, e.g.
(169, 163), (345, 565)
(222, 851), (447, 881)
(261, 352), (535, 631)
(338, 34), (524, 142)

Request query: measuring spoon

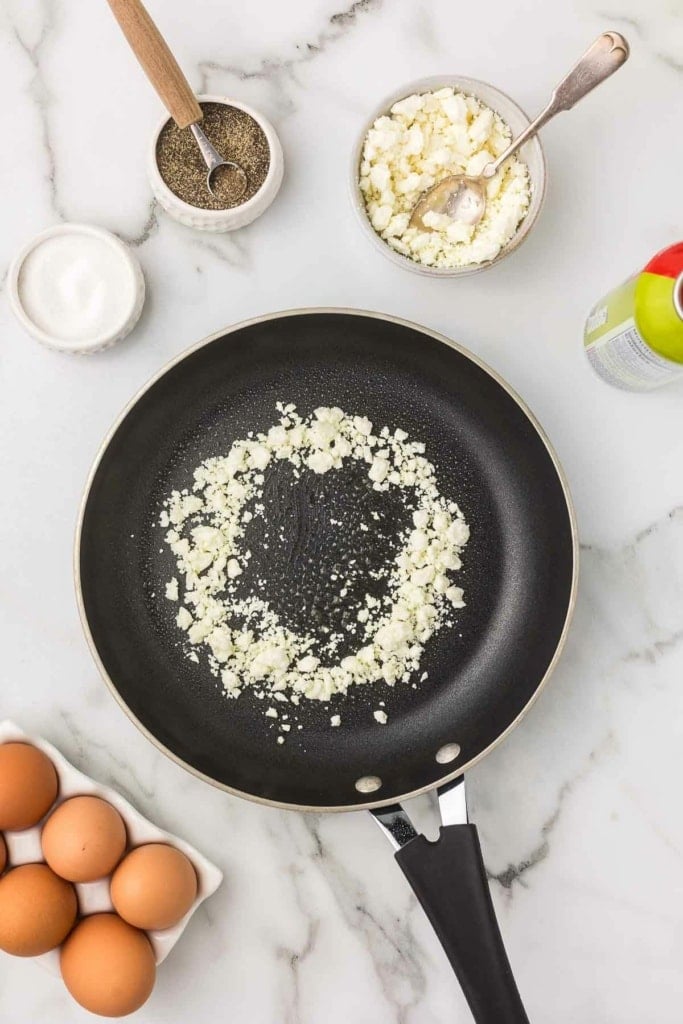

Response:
(107, 0), (248, 201)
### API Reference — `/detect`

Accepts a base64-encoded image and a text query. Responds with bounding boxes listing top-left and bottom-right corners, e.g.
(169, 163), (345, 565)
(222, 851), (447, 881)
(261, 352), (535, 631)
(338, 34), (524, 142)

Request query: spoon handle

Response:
(106, 0), (203, 129)
(486, 31), (629, 176)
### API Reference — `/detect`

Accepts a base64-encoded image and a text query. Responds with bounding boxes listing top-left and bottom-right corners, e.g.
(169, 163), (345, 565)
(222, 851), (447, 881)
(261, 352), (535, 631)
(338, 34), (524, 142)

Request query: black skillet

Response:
(76, 310), (577, 1023)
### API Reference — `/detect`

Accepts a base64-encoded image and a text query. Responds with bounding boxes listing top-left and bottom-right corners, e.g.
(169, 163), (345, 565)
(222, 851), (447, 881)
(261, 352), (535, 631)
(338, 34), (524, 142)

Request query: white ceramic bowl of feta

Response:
(350, 76), (546, 277)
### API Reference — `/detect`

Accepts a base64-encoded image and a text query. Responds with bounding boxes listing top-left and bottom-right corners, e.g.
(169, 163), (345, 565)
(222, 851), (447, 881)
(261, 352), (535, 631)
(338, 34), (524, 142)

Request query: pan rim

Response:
(74, 307), (579, 813)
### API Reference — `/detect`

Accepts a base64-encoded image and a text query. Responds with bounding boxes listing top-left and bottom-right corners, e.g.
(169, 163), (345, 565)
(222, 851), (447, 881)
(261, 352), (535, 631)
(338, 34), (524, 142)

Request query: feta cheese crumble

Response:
(359, 87), (531, 268)
(158, 404), (470, 725)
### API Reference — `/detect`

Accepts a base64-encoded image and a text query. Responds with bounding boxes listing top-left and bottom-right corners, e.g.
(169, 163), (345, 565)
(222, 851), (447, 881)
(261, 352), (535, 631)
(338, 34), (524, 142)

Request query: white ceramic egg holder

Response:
(0, 721), (223, 974)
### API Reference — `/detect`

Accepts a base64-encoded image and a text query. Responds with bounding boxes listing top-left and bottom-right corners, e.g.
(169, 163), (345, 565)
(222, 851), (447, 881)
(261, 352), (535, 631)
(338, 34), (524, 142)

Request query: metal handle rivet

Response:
(355, 775), (382, 794)
(435, 743), (461, 765)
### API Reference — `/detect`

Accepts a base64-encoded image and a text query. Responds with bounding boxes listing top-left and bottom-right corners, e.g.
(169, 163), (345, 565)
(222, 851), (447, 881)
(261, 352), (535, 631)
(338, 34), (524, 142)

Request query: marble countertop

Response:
(1, 0), (682, 1021)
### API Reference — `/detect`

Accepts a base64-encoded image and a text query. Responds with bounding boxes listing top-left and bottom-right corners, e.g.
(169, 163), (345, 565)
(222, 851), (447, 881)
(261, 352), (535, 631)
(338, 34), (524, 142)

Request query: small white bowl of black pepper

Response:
(149, 95), (284, 232)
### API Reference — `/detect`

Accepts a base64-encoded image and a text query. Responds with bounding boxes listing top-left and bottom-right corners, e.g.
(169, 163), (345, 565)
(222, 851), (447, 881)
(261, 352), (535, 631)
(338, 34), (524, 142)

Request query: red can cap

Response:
(644, 242), (683, 280)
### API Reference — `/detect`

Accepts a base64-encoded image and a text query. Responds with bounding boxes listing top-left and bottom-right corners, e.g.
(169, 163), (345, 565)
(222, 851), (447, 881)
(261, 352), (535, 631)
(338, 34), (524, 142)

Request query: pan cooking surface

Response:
(214, 454), (418, 655)
(78, 312), (576, 809)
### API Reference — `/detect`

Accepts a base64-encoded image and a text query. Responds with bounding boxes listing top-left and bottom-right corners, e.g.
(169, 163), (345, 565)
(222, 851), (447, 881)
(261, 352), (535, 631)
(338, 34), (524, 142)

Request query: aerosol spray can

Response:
(584, 242), (683, 390)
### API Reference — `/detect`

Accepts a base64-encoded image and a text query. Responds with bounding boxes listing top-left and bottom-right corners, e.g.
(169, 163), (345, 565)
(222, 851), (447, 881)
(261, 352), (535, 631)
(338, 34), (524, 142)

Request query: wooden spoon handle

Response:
(106, 0), (202, 128)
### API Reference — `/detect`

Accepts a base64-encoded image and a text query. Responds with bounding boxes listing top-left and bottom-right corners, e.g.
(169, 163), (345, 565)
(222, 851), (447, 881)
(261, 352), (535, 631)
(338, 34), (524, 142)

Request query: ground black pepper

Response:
(156, 102), (271, 211)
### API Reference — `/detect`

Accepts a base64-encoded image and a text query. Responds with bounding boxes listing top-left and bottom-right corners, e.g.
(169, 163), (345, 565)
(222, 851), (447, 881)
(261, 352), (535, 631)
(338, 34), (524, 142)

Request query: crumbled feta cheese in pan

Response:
(158, 404), (469, 729)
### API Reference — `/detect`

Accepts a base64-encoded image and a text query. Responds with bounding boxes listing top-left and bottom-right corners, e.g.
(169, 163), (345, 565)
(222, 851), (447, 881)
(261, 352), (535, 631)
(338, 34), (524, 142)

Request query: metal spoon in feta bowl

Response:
(410, 31), (629, 232)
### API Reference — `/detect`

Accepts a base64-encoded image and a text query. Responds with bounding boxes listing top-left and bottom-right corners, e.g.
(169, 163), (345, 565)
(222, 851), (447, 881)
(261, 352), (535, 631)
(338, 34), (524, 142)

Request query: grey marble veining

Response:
(1, 0), (682, 1021)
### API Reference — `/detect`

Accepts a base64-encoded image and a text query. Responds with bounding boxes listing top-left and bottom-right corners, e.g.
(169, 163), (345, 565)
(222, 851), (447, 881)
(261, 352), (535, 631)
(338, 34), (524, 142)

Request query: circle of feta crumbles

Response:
(158, 405), (469, 728)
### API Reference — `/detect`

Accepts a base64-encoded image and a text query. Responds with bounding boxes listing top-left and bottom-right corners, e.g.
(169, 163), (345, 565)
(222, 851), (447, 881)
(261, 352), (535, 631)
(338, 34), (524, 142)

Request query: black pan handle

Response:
(396, 823), (530, 1023)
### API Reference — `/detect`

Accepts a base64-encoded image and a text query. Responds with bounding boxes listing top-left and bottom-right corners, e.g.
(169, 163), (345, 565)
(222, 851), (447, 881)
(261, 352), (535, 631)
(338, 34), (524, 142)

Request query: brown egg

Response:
(0, 743), (58, 831)
(0, 863), (77, 956)
(42, 796), (127, 882)
(0, 833), (6, 873)
(61, 913), (156, 1017)
(111, 844), (198, 931)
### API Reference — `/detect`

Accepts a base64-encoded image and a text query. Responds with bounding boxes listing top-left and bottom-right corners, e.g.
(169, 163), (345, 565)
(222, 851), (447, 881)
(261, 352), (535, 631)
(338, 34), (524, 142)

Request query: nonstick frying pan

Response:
(76, 309), (577, 1023)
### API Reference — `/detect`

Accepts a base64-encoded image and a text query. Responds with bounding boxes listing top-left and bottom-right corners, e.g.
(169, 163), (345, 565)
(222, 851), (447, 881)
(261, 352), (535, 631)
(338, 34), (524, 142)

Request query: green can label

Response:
(584, 243), (683, 391)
